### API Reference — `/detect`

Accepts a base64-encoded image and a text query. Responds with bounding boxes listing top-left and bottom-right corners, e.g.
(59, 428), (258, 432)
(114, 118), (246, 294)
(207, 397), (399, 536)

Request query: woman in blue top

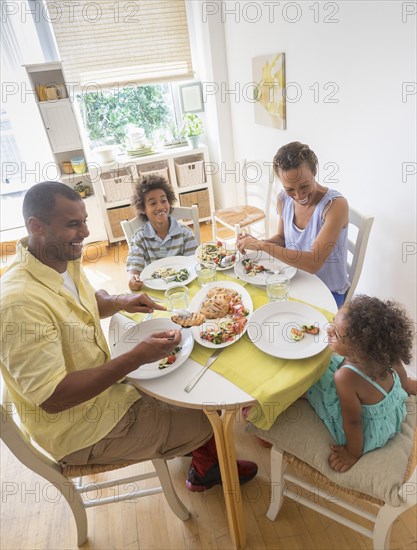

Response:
(308, 295), (416, 472)
(237, 142), (350, 307)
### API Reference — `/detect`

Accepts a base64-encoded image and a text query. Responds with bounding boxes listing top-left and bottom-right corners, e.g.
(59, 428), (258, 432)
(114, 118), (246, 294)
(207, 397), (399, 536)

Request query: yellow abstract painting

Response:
(253, 53), (286, 130)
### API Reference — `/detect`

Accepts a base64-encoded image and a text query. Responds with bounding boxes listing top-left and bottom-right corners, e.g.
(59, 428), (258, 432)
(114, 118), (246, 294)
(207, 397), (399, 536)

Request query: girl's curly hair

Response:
(273, 141), (318, 176)
(342, 295), (415, 378)
(132, 174), (177, 221)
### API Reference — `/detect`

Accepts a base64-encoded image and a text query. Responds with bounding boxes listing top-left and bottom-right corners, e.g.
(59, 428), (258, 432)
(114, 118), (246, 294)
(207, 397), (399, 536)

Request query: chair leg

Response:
(267, 447), (286, 521)
(56, 477), (88, 546)
(234, 224), (241, 240)
(152, 459), (190, 521)
(211, 213), (217, 241)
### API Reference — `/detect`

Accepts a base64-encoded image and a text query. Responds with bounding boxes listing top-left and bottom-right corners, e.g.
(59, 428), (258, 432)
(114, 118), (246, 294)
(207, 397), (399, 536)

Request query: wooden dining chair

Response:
(247, 397), (417, 550)
(0, 403), (190, 547)
(120, 204), (201, 245)
(211, 159), (275, 241)
(345, 206), (374, 301)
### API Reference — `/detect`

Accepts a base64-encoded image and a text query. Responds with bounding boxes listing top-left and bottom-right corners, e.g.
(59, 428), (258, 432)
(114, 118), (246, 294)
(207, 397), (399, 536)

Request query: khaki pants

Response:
(60, 390), (212, 465)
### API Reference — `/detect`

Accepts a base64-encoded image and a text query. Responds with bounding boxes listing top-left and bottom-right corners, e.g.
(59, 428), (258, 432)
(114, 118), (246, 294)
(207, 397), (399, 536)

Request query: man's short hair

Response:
(23, 181), (81, 226)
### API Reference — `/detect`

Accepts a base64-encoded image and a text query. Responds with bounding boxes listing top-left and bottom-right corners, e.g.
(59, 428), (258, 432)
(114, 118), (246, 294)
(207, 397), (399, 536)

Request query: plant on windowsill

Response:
(180, 113), (203, 149)
(74, 182), (92, 198)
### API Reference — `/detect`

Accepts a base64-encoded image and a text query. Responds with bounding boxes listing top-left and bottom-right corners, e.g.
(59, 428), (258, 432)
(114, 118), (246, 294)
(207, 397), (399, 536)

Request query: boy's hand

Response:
(129, 274), (144, 291)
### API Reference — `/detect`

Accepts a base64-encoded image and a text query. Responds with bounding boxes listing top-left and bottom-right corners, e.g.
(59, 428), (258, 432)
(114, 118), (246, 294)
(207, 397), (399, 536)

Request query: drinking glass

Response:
(266, 274), (290, 302)
(164, 285), (189, 310)
(195, 261), (217, 287)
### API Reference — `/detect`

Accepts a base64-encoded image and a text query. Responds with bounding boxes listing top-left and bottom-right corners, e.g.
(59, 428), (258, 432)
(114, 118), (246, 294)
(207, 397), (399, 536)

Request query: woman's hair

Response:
(273, 141), (318, 176)
(342, 295), (415, 378)
(132, 174), (177, 221)
(23, 181), (81, 226)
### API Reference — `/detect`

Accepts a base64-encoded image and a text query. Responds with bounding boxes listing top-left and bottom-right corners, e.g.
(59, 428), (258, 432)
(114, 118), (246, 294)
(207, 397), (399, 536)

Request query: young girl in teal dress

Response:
(307, 295), (416, 472)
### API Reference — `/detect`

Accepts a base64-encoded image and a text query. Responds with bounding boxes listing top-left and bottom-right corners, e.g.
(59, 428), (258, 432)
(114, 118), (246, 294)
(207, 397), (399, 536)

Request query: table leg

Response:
(205, 407), (246, 549)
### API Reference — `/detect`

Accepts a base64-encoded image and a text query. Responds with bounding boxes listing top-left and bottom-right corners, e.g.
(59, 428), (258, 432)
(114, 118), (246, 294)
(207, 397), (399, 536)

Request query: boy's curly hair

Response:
(273, 141), (318, 176)
(343, 295), (415, 378)
(132, 174), (177, 221)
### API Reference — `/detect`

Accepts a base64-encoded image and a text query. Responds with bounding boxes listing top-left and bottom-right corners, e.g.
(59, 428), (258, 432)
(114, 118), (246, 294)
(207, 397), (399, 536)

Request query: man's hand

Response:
(129, 274), (144, 291)
(328, 444), (360, 472)
(117, 293), (167, 314)
(131, 330), (182, 365)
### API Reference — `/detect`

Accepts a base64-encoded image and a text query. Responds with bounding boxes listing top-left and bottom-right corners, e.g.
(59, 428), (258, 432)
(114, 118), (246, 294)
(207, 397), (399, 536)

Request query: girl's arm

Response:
(329, 368), (364, 472)
(392, 361), (417, 395)
(237, 197), (349, 273)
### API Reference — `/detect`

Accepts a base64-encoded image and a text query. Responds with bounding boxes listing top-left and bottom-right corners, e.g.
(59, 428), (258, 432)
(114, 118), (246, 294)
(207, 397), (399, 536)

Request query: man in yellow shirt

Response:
(1, 182), (257, 491)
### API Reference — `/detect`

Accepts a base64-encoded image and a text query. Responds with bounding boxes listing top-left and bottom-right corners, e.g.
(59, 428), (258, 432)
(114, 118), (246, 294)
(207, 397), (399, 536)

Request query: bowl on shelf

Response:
(92, 145), (117, 164)
(70, 156), (87, 174)
(61, 161), (74, 174)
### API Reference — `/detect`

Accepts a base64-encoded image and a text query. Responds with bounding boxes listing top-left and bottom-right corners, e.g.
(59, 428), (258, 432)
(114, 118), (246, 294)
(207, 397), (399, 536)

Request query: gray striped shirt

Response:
(126, 217), (198, 273)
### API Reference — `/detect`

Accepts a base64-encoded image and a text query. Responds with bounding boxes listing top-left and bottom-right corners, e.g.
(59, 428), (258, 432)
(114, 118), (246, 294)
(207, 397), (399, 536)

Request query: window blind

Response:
(45, 0), (194, 88)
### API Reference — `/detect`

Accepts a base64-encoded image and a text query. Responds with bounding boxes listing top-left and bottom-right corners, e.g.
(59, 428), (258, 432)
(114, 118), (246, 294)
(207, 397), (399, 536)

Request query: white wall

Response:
(199, 1), (416, 308)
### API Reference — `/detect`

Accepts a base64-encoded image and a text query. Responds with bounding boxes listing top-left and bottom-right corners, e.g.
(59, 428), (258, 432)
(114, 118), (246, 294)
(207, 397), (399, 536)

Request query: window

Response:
(78, 82), (180, 148)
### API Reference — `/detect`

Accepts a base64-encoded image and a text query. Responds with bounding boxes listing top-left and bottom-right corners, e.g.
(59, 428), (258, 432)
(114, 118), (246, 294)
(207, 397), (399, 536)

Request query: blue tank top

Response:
(280, 189), (350, 294)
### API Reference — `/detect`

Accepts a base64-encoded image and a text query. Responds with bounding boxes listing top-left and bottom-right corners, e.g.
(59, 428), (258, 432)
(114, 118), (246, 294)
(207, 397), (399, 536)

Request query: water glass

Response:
(195, 261), (217, 287)
(266, 274), (290, 302)
(164, 285), (189, 310)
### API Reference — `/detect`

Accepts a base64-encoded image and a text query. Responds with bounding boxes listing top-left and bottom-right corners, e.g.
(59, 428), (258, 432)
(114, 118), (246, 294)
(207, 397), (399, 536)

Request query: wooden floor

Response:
(1, 223), (416, 550)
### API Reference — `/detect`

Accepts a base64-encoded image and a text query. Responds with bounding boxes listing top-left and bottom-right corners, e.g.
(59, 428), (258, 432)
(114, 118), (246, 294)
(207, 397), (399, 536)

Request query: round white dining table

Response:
(108, 270), (337, 549)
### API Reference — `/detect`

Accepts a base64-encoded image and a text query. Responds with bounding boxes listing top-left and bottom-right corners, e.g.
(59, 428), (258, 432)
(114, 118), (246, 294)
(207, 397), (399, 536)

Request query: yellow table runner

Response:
(122, 273), (333, 430)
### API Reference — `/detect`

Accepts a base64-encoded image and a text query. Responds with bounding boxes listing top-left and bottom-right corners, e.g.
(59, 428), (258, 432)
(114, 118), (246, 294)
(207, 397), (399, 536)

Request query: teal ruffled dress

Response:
(307, 354), (408, 453)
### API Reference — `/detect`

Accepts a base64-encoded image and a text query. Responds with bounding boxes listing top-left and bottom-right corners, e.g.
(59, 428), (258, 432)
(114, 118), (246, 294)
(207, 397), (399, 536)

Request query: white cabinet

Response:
(24, 62), (107, 244)
(39, 100), (82, 153)
(83, 195), (108, 244)
(90, 145), (215, 243)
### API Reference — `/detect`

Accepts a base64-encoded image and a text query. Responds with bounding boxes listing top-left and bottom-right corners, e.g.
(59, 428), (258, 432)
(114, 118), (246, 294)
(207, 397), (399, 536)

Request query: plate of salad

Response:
(195, 241), (238, 270)
(141, 256), (197, 290)
(188, 281), (253, 348)
(111, 318), (194, 379)
(234, 251), (297, 286)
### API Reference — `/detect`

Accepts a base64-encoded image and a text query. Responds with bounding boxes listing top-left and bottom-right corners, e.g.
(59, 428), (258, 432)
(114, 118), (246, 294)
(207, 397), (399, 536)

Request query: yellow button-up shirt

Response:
(1, 239), (139, 460)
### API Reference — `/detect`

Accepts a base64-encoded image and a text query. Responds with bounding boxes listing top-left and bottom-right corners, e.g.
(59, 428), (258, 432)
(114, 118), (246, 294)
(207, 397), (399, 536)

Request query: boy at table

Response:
(0, 182), (257, 492)
(127, 175), (198, 291)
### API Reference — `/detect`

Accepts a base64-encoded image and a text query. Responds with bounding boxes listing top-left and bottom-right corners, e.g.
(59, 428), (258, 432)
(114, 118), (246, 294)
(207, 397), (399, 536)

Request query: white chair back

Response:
(345, 206), (374, 302)
(242, 159), (275, 239)
(121, 204), (201, 244)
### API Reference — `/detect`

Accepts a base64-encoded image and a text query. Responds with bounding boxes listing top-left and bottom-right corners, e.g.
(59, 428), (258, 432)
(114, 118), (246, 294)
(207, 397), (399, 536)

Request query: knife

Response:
(184, 348), (224, 393)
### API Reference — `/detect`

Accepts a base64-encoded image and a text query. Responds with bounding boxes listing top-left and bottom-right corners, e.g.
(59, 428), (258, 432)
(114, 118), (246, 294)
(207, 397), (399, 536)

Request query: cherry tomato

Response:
(167, 355), (176, 364)
(216, 241), (223, 247)
(214, 257), (219, 264)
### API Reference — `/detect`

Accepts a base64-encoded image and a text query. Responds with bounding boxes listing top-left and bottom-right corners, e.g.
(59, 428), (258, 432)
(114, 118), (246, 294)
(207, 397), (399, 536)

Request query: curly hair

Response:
(273, 141), (318, 176)
(132, 174), (177, 221)
(342, 295), (415, 379)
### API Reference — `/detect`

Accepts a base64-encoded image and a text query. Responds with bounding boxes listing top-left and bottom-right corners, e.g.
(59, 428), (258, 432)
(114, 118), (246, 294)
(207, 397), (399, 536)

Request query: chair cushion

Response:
(214, 205), (265, 227)
(247, 396), (416, 506)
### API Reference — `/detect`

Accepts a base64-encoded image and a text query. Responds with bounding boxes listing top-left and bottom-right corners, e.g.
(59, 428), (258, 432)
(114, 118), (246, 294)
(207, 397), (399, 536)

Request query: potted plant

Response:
(180, 113), (203, 148)
(74, 182), (86, 198)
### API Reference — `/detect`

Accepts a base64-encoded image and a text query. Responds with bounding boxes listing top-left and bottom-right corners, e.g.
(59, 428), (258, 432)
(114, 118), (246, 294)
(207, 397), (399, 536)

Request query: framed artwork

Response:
(179, 82), (204, 113)
(252, 53), (286, 130)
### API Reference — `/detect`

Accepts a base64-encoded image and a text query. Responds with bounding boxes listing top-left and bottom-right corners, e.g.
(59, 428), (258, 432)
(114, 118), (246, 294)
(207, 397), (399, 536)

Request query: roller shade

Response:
(45, 0), (194, 88)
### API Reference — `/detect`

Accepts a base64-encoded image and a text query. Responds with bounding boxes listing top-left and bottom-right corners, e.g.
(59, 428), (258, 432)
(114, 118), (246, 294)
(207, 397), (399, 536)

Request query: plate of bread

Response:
(187, 281), (253, 348)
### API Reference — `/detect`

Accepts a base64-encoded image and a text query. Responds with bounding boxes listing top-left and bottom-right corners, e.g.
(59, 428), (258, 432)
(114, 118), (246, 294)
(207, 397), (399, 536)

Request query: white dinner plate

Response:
(234, 251), (297, 286)
(247, 302), (330, 359)
(188, 281), (253, 348)
(195, 242), (238, 271)
(141, 256), (197, 290)
(112, 318), (194, 380)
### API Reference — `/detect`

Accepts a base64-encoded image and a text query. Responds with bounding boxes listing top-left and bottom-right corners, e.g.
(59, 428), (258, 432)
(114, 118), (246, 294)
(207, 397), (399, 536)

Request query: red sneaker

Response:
(186, 460), (258, 492)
